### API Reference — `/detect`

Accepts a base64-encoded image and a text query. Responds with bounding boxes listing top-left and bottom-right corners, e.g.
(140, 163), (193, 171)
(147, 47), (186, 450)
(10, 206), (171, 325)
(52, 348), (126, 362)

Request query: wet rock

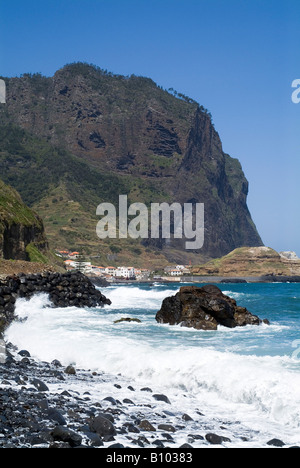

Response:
(83, 431), (104, 447)
(123, 398), (135, 405)
(103, 396), (117, 406)
(96, 412), (115, 423)
(18, 350), (31, 357)
(31, 378), (49, 392)
(158, 424), (176, 432)
(124, 423), (140, 433)
(65, 365), (76, 376)
(205, 433), (231, 445)
(0, 271), (112, 334)
(153, 440), (165, 447)
(138, 420), (156, 432)
(51, 426), (82, 447)
(89, 414), (117, 437)
(267, 438), (286, 447)
(47, 408), (67, 425)
(51, 359), (62, 368)
(153, 394), (171, 404)
(156, 285), (262, 331)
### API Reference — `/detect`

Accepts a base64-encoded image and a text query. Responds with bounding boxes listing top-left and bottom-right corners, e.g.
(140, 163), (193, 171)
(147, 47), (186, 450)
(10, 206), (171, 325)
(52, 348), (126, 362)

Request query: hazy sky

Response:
(1, 0), (300, 255)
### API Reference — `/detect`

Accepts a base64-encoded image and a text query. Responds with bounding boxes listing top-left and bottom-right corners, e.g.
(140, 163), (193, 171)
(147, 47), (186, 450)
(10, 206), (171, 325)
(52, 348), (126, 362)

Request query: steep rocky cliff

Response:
(0, 179), (48, 262)
(0, 64), (263, 264)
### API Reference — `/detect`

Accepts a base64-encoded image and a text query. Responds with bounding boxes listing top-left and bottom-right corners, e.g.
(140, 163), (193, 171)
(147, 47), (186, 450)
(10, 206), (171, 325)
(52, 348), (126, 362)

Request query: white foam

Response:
(102, 286), (177, 310)
(5, 291), (300, 446)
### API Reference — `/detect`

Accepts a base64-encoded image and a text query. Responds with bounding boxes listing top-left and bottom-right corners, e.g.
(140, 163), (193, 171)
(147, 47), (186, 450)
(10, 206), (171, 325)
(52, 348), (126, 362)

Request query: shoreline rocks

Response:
(156, 284), (269, 331)
(0, 342), (295, 449)
(0, 271), (111, 335)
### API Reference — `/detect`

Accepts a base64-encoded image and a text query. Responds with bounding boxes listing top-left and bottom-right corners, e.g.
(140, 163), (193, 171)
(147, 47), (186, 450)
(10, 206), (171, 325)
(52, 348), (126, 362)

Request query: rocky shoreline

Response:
(0, 271), (297, 449)
(0, 343), (294, 449)
(0, 271), (111, 336)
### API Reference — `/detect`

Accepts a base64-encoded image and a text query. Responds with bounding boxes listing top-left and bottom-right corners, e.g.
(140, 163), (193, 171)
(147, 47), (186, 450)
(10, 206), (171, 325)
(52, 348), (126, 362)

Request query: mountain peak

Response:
(0, 64), (263, 265)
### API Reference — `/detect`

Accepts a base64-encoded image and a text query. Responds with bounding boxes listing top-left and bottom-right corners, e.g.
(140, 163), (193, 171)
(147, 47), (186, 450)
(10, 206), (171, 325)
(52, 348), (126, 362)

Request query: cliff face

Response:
(0, 180), (48, 261)
(0, 64), (263, 263)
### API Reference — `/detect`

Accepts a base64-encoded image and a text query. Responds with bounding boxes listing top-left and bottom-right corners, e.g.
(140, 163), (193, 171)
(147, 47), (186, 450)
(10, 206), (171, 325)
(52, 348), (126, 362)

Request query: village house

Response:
(105, 266), (117, 276)
(169, 269), (182, 276)
(69, 251), (80, 259)
(164, 264), (191, 276)
(115, 266), (135, 279)
(63, 257), (150, 281)
(64, 259), (75, 270)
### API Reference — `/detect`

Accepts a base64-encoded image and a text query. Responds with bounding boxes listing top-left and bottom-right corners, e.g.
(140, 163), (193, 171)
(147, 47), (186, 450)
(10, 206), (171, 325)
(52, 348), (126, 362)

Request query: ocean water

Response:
(4, 282), (300, 447)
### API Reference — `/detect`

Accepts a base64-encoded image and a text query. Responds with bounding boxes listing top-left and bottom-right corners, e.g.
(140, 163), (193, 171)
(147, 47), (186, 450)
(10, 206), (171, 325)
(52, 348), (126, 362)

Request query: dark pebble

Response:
(65, 365), (76, 375)
(267, 438), (286, 447)
(83, 431), (104, 447)
(152, 394), (171, 404)
(31, 378), (49, 392)
(139, 420), (156, 432)
(18, 350), (31, 357)
(206, 433), (231, 445)
(158, 424), (176, 433)
(51, 426), (82, 448)
(153, 440), (165, 447)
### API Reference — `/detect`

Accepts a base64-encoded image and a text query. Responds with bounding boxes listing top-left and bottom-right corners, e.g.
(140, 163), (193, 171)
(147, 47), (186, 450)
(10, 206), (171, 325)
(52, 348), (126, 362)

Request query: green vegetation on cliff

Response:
(0, 178), (41, 227)
(0, 63), (263, 265)
(0, 178), (49, 262)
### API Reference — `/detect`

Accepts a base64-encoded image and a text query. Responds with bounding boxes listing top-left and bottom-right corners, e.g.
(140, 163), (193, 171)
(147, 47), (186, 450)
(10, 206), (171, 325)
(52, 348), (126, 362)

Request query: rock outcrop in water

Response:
(0, 271), (111, 335)
(156, 285), (267, 331)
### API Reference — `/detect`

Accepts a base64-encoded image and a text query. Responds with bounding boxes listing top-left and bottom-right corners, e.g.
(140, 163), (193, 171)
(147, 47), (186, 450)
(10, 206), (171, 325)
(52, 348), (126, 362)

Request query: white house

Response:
(105, 266), (117, 276)
(169, 269), (182, 276)
(115, 266), (135, 279)
(72, 262), (92, 273)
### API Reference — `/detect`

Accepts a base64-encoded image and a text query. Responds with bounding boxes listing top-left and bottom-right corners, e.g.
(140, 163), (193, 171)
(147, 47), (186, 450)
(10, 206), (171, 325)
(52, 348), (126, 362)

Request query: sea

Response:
(4, 281), (300, 448)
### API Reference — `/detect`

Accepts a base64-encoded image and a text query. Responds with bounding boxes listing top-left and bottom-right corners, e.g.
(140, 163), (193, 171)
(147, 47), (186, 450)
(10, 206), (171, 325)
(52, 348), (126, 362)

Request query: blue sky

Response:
(1, 0), (300, 255)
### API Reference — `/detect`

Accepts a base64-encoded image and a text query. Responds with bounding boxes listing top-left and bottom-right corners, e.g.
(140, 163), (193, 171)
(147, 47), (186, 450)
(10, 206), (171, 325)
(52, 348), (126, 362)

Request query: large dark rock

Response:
(89, 414), (117, 437)
(156, 285), (265, 331)
(50, 426), (82, 447)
